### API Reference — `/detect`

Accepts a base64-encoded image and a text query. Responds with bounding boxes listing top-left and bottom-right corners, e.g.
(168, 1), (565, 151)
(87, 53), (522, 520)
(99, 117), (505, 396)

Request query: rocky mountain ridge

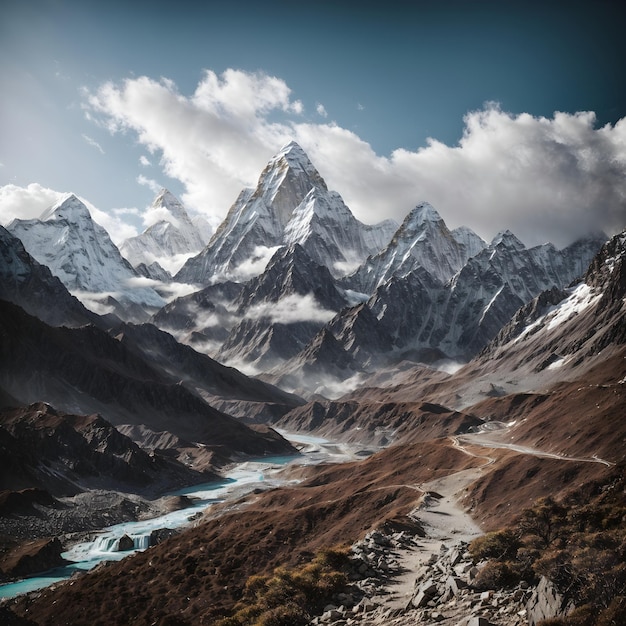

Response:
(175, 141), (397, 284)
(120, 188), (209, 276)
(7, 194), (165, 321)
(265, 227), (606, 396)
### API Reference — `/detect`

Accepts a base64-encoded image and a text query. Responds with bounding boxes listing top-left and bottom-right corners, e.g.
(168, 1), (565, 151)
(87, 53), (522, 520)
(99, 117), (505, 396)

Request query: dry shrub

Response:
(469, 529), (520, 561)
(467, 466), (626, 626)
(472, 560), (521, 591)
(215, 546), (350, 626)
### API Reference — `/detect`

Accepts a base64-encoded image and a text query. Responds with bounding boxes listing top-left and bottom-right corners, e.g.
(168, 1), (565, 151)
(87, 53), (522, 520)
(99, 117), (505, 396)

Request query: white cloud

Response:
(70, 290), (118, 315)
(139, 155), (151, 166)
(124, 276), (198, 301)
(316, 103), (328, 118)
(137, 174), (162, 194)
(0, 183), (138, 244)
(141, 205), (181, 229)
(244, 293), (336, 325)
(0, 183), (65, 222)
(113, 206), (141, 218)
(227, 245), (281, 281)
(81, 134), (105, 154)
(84, 71), (626, 248)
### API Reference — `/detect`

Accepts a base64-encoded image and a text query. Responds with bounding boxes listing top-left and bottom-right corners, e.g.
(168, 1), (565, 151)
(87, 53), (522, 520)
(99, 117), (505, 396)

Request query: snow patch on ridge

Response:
(546, 283), (598, 330)
(512, 283), (600, 345)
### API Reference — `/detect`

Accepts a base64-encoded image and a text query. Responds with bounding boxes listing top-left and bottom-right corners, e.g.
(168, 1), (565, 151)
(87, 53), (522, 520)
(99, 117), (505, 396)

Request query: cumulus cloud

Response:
(84, 70), (298, 228)
(0, 183), (138, 244)
(84, 70), (626, 247)
(0, 183), (65, 222)
(316, 103), (328, 118)
(244, 293), (336, 325)
(139, 155), (151, 166)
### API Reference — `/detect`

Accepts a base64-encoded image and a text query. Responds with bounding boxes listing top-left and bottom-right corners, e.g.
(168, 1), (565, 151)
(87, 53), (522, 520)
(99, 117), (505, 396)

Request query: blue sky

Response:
(1, 0), (625, 248)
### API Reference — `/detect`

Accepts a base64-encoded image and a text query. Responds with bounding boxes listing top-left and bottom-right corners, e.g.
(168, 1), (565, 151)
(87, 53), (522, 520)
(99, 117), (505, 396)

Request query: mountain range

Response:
(1, 141), (624, 625)
(0, 141), (612, 404)
(120, 188), (210, 278)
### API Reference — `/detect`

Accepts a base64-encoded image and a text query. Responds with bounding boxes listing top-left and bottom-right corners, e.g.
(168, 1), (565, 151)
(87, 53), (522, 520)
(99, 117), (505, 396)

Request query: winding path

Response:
(453, 431), (615, 467)
(371, 426), (615, 613)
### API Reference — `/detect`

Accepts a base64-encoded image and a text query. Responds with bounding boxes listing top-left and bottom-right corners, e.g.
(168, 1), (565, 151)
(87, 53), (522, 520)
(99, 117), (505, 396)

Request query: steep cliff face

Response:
(7, 194), (164, 317)
(0, 226), (95, 328)
(175, 142), (396, 284)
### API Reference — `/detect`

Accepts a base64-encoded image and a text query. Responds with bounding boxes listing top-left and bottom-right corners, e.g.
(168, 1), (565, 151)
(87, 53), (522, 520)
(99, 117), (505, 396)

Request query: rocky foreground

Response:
(305, 464), (568, 626)
(312, 530), (561, 626)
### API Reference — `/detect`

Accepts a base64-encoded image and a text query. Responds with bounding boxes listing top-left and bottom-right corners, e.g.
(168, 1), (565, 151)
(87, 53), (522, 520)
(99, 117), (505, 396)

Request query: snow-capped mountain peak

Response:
(490, 230), (526, 251)
(40, 193), (90, 223)
(343, 201), (486, 291)
(120, 189), (208, 275)
(176, 142), (395, 284)
(8, 195), (164, 316)
(254, 141), (327, 227)
(410, 201), (443, 225)
(150, 188), (191, 227)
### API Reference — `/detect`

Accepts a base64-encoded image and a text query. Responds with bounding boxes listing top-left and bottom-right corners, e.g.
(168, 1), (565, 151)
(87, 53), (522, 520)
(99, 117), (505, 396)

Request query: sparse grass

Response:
(215, 546), (351, 626)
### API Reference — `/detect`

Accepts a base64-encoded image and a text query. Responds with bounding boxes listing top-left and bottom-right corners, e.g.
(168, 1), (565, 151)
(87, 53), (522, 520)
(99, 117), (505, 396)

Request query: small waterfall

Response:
(93, 535), (121, 553)
(92, 533), (151, 553)
(133, 534), (151, 550)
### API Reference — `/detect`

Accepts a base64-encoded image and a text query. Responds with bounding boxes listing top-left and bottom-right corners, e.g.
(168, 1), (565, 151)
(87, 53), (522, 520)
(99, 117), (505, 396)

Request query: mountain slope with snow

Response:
(0, 226), (96, 327)
(267, 229), (607, 396)
(341, 202), (487, 293)
(341, 228), (625, 410)
(175, 142), (396, 284)
(120, 189), (208, 275)
(7, 194), (164, 317)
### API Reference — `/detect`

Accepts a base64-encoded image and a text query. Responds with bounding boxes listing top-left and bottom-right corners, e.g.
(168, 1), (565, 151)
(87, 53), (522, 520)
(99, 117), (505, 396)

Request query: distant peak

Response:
(491, 230), (526, 250)
(152, 188), (187, 214)
(154, 188), (174, 202)
(272, 141), (314, 169)
(280, 140), (305, 155)
(413, 201), (441, 221)
(40, 193), (91, 222)
(402, 202), (443, 229)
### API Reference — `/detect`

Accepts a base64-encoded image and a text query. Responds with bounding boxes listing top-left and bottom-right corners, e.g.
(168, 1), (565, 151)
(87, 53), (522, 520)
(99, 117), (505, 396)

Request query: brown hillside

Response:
(10, 440), (482, 625)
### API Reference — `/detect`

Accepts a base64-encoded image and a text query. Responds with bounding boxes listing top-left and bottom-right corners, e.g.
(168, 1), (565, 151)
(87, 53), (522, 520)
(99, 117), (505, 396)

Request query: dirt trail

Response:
(373, 465), (485, 611)
(456, 431), (616, 467)
(368, 428), (614, 612)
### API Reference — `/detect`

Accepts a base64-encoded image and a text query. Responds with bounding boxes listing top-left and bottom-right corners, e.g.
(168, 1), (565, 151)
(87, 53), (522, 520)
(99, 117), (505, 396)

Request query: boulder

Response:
(117, 534), (135, 551)
(526, 576), (574, 626)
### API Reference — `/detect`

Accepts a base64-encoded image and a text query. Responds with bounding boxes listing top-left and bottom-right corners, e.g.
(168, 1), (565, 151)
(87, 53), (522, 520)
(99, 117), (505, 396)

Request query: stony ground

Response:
(309, 467), (534, 626)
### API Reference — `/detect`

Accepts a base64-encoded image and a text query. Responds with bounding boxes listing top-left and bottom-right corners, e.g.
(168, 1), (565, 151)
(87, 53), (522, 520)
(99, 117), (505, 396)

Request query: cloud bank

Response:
(77, 69), (626, 247)
(245, 294), (336, 325)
